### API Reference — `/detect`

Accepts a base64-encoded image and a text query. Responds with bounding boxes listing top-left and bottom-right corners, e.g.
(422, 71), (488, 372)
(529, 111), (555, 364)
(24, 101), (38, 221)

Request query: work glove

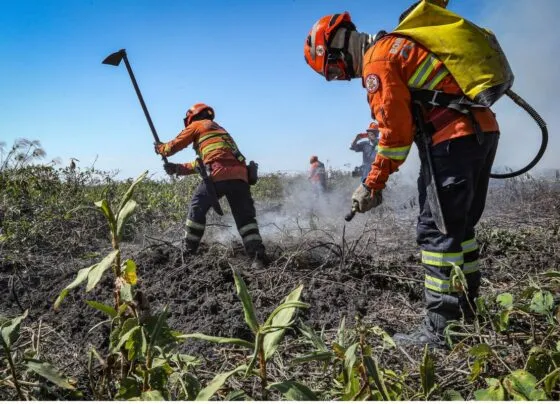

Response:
(351, 183), (382, 213)
(154, 141), (168, 156)
(163, 162), (179, 175)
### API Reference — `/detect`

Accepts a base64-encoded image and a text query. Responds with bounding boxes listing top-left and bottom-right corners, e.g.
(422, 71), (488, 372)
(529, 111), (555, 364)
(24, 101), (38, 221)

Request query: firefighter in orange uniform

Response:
(155, 103), (268, 269)
(308, 155), (327, 194)
(304, 1), (500, 347)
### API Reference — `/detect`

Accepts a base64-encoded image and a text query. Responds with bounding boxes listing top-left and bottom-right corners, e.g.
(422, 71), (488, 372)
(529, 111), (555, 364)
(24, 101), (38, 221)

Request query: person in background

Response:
(308, 155), (327, 195)
(350, 121), (379, 181)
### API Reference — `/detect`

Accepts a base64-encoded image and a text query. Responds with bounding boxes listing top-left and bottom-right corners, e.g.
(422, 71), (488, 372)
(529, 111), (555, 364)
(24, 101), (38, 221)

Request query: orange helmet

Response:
(304, 12), (356, 81)
(184, 103), (215, 127)
(310, 155), (318, 164)
(366, 121), (379, 133)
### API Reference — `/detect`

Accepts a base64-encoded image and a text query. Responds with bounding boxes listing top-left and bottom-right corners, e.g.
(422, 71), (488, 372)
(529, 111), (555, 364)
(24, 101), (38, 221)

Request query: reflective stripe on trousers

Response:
(417, 133), (499, 332)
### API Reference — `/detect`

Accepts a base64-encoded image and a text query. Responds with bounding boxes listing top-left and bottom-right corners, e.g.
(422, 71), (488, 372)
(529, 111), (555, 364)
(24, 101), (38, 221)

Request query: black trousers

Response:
(416, 133), (499, 333)
(185, 179), (264, 256)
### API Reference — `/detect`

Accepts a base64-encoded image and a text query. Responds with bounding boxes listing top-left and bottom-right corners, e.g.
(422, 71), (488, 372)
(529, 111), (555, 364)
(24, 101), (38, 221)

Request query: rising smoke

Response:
(481, 0), (559, 174)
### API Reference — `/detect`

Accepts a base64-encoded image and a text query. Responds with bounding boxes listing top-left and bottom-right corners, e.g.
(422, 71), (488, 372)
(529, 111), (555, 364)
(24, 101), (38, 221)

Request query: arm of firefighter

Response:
(175, 161), (197, 176)
(158, 125), (200, 157)
(363, 60), (414, 192)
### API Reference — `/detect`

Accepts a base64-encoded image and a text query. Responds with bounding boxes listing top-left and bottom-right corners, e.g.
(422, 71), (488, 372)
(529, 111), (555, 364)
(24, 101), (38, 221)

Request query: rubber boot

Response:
(245, 241), (269, 270)
(183, 238), (199, 257)
(393, 316), (447, 349)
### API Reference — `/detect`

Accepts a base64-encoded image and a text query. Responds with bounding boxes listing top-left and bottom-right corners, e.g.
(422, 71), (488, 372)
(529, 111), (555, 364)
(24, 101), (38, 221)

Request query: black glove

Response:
(163, 162), (178, 175)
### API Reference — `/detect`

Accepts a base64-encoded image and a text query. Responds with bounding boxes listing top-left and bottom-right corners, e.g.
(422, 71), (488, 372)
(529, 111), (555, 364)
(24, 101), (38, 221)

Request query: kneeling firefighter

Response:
(155, 103), (268, 270)
(304, 0), (547, 347)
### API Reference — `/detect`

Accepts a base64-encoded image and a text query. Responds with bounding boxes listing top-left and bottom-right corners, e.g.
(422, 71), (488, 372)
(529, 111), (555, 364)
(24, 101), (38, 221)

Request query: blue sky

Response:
(1, 0), (558, 179)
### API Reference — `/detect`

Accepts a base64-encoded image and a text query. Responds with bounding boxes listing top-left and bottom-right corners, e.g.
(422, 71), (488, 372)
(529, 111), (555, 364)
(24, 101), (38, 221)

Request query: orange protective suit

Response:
(158, 119), (248, 183)
(362, 34), (499, 191)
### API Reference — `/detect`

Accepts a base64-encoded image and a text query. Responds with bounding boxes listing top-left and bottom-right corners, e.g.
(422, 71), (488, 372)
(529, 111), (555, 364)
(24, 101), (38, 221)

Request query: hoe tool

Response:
(102, 49), (224, 215)
(102, 49), (168, 165)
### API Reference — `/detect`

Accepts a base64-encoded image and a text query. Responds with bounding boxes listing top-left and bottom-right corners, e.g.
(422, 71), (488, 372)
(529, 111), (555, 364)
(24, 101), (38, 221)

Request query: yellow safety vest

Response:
(394, 0), (514, 106)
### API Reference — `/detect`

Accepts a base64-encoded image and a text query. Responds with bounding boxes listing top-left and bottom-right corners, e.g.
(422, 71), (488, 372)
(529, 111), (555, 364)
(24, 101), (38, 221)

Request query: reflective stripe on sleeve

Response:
(377, 145), (411, 161)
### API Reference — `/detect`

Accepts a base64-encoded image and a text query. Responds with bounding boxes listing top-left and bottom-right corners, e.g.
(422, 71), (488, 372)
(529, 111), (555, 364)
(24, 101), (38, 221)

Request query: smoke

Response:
(480, 0), (559, 174)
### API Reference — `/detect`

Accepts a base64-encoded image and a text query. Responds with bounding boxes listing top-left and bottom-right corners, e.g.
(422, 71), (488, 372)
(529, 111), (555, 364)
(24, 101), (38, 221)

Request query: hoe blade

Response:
(102, 49), (126, 66)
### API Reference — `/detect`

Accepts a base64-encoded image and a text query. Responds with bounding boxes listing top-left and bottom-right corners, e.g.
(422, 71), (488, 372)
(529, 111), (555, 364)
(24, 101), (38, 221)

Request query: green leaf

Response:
(121, 259), (137, 285)
(497, 310), (510, 332)
(543, 369), (560, 395)
(363, 355), (389, 401)
(178, 333), (254, 349)
(116, 325), (141, 352)
(232, 270), (259, 334)
(1, 310), (28, 348)
(120, 282), (133, 303)
(475, 297), (488, 316)
(343, 343), (359, 397)
(263, 284), (305, 360)
(54, 264), (95, 309)
(544, 271), (560, 278)
(141, 390), (165, 401)
(116, 199), (137, 241)
(115, 377), (141, 400)
(496, 293), (513, 309)
(371, 325), (396, 349)
(86, 250), (118, 292)
(526, 347), (552, 380)
(85, 300), (117, 318)
(442, 389), (464, 400)
(195, 365), (247, 401)
(474, 378), (505, 401)
(111, 318), (139, 352)
(225, 390), (252, 401)
(420, 345), (436, 399)
(125, 327), (145, 361)
(469, 343), (494, 359)
(268, 380), (318, 400)
(298, 321), (328, 351)
(24, 358), (75, 390)
(293, 351), (333, 364)
(94, 199), (116, 232)
(503, 369), (547, 400)
(117, 171), (148, 215)
(530, 291), (554, 316)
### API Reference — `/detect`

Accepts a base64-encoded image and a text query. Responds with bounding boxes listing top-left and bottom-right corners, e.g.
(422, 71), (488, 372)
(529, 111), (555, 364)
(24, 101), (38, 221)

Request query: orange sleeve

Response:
(176, 161), (197, 176)
(361, 36), (420, 191)
(160, 123), (201, 157)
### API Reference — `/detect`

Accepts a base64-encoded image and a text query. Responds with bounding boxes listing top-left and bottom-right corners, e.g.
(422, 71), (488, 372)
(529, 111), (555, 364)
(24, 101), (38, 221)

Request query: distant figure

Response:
(350, 122), (379, 181)
(69, 158), (79, 171)
(308, 155), (327, 194)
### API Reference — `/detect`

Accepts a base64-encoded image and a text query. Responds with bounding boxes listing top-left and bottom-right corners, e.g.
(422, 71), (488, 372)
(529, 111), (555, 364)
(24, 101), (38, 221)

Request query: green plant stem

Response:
(257, 335), (268, 400)
(1, 341), (25, 400)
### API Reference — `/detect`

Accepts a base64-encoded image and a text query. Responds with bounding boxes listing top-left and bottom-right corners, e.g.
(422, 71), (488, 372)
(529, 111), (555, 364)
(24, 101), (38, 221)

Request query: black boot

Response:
(183, 238), (199, 256)
(393, 317), (447, 349)
(245, 241), (269, 270)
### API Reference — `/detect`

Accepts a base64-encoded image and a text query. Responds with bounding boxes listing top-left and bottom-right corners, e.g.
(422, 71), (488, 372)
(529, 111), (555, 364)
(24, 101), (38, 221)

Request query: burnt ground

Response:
(2, 177), (560, 399)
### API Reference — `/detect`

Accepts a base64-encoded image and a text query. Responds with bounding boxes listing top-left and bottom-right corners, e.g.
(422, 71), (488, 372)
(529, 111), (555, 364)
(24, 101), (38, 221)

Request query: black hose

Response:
(490, 89), (548, 179)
